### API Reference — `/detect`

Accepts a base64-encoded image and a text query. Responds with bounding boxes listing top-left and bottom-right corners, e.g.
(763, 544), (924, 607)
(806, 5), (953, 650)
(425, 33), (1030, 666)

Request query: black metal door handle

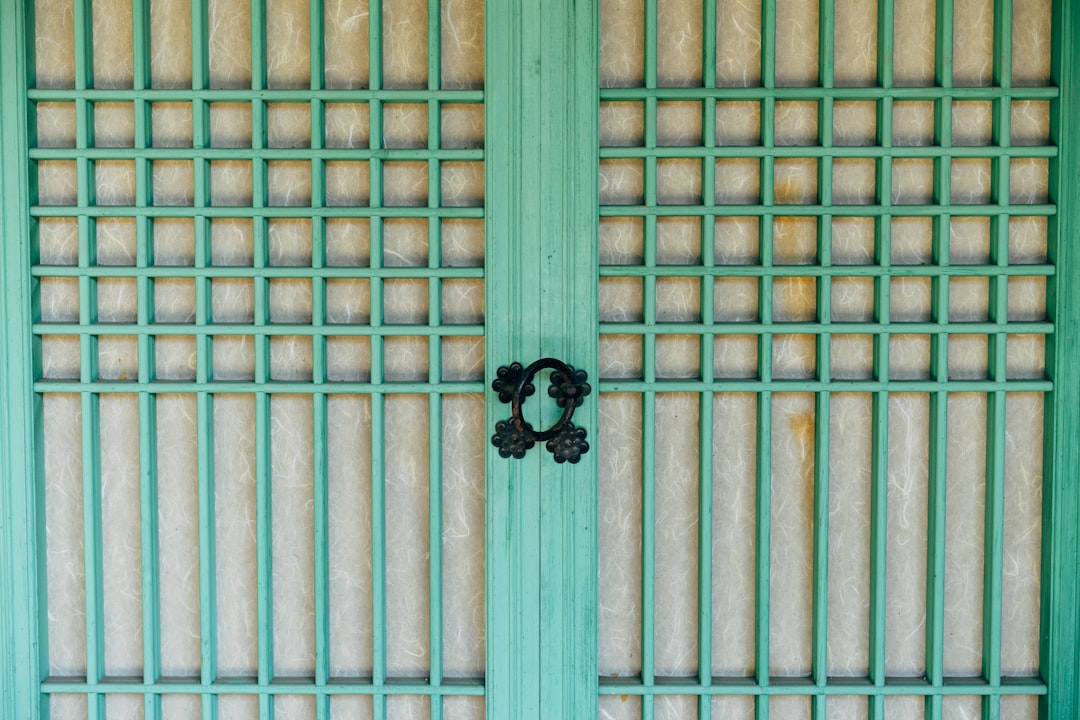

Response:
(491, 358), (591, 463)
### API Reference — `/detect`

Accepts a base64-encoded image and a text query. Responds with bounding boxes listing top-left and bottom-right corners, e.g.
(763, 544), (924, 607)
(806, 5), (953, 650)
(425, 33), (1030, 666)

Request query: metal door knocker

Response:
(491, 358), (591, 463)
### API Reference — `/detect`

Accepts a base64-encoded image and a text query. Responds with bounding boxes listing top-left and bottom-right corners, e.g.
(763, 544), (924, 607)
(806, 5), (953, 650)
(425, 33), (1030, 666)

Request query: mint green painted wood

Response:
(40, 679), (484, 695)
(2, 0), (1080, 717)
(484, 1), (598, 718)
(1042, 0), (1080, 717)
(0, 1), (44, 718)
(594, 679), (1047, 696)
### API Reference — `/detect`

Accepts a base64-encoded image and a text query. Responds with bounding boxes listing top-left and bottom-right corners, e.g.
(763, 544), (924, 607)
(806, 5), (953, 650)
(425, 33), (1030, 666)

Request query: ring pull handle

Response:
(491, 358), (591, 463)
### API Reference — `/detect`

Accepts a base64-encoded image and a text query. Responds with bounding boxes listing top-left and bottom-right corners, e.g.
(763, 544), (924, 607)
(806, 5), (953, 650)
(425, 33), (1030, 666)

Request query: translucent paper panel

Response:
(597, 0), (1050, 714)
(34, 0), (485, 715)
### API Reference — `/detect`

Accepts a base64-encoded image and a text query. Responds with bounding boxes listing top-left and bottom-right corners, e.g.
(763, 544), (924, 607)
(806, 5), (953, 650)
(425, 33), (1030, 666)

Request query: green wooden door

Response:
(3, 1), (1080, 720)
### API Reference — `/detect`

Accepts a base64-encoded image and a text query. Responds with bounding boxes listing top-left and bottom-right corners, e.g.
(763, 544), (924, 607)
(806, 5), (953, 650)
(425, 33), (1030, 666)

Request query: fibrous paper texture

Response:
(597, 0), (1049, 717)
(35, 0), (1050, 717)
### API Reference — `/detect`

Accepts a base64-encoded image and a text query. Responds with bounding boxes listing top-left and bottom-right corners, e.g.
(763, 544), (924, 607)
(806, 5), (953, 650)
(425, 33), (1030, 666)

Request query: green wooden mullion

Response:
(21, 675), (1047, 696)
(428, 391), (444, 690)
(191, 36), (211, 424)
(30, 200), (1059, 219)
(702, 0), (716, 90)
(73, 0), (93, 92)
(760, 96), (776, 394)
(593, 144), (1056, 160)
(311, 90), (328, 370)
(1042, 1), (1080, 716)
(754, 391), (772, 720)
(820, 0), (836, 90)
(29, 319), (1059, 337)
(368, 6), (386, 718)
(251, 0), (268, 94)
(134, 138), (161, 720)
(982, 388), (1006, 689)
(871, 100), (893, 711)
(702, 55), (717, 390)
(427, 95), (443, 394)
(982, 8), (1014, 701)
(595, 678), (1046, 696)
(132, 8), (162, 708)
(311, 62), (330, 716)
(29, 85), (1064, 103)
(310, 77), (330, 710)
(811, 390), (830, 703)
(312, 390), (330, 687)
(869, 140), (891, 720)
(370, 388), (387, 691)
(40, 678), (488, 695)
(196, 389), (218, 684)
(30, 322), (490, 337)
(191, 1), (210, 92)
(596, 263), (1051, 279)
(699, 23), (717, 705)
(370, 0), (383, 94)
(877, 0), (896, 90)
(818, 91), (833, 385)
(254, 389), (274, 720)
(311, 205), (329, 703)
(992, 0), (1013, 90)
(132, 0), (150, 97)
(31, 142), (1062, 161)
(925, 87), (950, 720)
(30, 259), (1055, 278)
(79, 389), (104, 696)
(642, 128), (657, 720)
(249, 7), (274, 719)
(191, 7), (217, 717)
(864, 158), (889, 720)
(22, 676), (1049, 697)
(32, 266), (485, 280)
(813, 47), (834, 706)
(31, 376), (1056, 395)
(641, 390), (656, 720)
(697, 387), (714, 704)
(645, 0), (657, 90)
(762, 0), (776, 91)
(924, 390), (948, 694)
(425, 1), (445, 695)
(935, 0), (955, 90)
(309, 14), (330, 704)
(29, 147), (486, 163)
(601, 376), (1052, 393)
(0, 7), (46, 718)
(137, 386), (161, 684)
(988, 7), (1012, 378)
(30, 143), (1066, 161)
(428, 0), (442, 91)
(642, 12), (657, 706)
(74, 4), (105, 702)
(312, 390), (330, 720)
(309, 0), (325, 91)
(867, 389), (888, 720)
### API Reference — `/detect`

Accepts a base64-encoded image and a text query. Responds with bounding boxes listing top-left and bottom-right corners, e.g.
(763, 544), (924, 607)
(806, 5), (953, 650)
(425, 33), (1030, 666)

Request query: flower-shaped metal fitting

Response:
(548, 368), (591, 409)
(492, 362), (535, 404)
(546, 424), (589, 464)
(492, 419), (536, 459)
(491, 357), (590, 462)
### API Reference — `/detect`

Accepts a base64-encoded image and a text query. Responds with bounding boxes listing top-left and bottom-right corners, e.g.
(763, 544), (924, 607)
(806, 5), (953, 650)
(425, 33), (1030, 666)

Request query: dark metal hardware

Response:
(491, 358), (591, 463)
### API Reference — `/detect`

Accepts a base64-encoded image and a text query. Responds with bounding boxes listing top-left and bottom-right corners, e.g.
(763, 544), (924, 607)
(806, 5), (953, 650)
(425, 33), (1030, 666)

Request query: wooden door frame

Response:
(2, 0), (1079, 717)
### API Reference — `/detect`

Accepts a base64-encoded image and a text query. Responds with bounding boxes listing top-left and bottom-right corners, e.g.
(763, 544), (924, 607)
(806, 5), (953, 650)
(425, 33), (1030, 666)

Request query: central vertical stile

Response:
(485, 1), (600, 718)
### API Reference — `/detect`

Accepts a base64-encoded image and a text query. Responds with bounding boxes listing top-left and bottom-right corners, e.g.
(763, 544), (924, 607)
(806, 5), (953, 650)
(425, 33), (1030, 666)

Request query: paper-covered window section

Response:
(597, 0), (1051, 718)
(31, 0), (485, 718)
